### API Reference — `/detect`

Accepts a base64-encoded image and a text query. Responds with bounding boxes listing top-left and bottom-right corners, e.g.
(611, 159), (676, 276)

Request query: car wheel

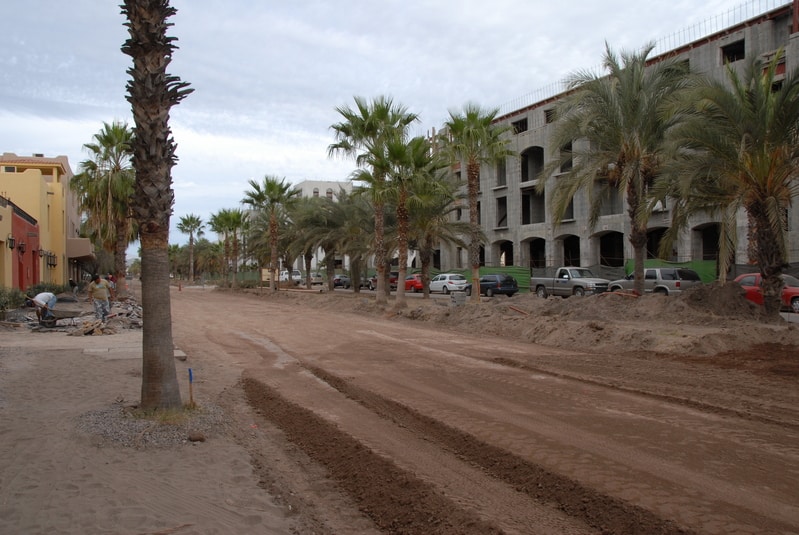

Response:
(443, 286), (450, 295)
(792, 297), (799, 313)
(345, 284), (351, 289)
(465, 287), (471, 296)
(368, 282), (375, 291)
(486, 288), (494, 297)
(654, 288), (668, 295)
(573, 287), (585, 297)
(536, 286), (548, 298)
(610, 286), (622, 292)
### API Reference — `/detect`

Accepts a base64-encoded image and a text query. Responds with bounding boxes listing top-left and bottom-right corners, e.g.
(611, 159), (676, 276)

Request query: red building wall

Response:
(11, 210), (40, 290)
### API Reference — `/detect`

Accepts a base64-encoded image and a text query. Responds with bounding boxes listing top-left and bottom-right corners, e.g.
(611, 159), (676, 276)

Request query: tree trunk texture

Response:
(751, 204), (785, 318)
(420, 236), (433, 299)
(373, 198), (387, 305)
(394, 187), (409, 309)
(188, 235), (195, 283)
(139, 231), (182, 409)
(231, 237), (239, 290)
(114, 218), (129, 297)
(270, 213), (279, 292)
(467, 161), (481, 303)
(122, 0), (192, 410)
(627, 181), (646, 295)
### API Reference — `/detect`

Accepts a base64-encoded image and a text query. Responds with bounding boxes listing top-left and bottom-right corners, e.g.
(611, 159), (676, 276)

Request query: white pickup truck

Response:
(531, 267), (610, 298)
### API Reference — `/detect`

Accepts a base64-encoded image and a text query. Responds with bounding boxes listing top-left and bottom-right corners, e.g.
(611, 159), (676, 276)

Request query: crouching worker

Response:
(88, 273), (113, 322)
(27, 291), (57, 323)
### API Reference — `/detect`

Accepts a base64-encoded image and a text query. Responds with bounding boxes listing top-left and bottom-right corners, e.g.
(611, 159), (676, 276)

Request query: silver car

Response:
(608, 267), (703, 295)
(429, 273), (469, 294)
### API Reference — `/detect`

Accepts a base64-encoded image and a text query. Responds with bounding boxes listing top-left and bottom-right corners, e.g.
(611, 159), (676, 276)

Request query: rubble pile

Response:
(5, 295), (144, 335)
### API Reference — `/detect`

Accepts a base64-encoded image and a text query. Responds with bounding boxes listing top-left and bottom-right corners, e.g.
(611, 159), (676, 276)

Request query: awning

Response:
(66, 237), (95, 261)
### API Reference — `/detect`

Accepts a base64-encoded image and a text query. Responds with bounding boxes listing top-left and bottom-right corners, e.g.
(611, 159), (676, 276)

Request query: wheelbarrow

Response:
(39, 307), (85, 327)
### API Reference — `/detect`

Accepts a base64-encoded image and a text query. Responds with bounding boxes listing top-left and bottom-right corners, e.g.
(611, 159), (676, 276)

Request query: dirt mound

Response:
(234, 284), (799, 357)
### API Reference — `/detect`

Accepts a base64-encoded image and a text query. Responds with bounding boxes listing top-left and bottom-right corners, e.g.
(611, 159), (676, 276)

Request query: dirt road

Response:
(167, 285), (799, 534)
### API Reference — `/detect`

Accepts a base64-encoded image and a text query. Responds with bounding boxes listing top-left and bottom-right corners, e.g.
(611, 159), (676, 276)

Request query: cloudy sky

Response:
(1, 0), (769, 247)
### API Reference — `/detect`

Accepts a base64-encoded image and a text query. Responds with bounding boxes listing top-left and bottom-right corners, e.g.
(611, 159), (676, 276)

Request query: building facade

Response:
(292, 180), (352, 271)
(0, 153), (93, 289)
(439, 2), (799, 279)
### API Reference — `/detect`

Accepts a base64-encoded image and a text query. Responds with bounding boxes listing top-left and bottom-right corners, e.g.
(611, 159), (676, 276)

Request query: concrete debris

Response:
(8, 296), (144, 336)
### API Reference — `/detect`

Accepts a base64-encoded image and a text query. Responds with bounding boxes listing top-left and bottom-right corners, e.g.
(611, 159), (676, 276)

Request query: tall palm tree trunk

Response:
(231, 236), (240, 289)
(394, 187), (409, 309)
(114, 218), (129, 297)
(420, 236), (433, 299)
(374, 198), (388, 305)
(627, 182), (647, 295)
(139, 231), (180, 407)
(270, 213), (279, 292)
(188, 235), (195, 283)
(122, 0), (192, 410)
(751, 204), (784, 317)
(467, 162), (481, 302)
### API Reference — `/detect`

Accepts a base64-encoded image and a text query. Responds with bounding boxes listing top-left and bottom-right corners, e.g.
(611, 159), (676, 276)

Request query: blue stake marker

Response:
(189, 368), (193, 383)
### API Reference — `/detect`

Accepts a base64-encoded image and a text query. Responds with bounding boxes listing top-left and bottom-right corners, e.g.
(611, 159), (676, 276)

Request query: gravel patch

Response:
(76, 402), (230, 449)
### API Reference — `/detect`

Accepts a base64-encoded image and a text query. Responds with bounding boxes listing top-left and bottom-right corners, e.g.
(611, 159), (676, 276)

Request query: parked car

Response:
(608, 267), (703, 295)
(404, 274), (424, 293)
(734, 273), (799, 313)
(367, 271), (399, 291)
(531, 267), (610, 298)
(470, 273), (519, 297)
(308, 272), (324, 285)
(333, 274), (351, 289)
(429, 273), (469, 294)
(279, 269), (302, 284)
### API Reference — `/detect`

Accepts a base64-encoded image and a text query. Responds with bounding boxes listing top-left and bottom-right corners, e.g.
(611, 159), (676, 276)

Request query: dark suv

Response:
(468, 274), (519, 297)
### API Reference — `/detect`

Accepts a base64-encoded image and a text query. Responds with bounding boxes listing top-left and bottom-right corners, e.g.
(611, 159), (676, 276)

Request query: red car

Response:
(734, 273), (799, 313)
(367, 271), (399, 291)
(404, 274), (424, 293)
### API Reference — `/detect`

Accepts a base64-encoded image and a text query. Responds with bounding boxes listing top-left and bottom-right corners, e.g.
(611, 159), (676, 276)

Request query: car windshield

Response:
(783, 275), (799, 287)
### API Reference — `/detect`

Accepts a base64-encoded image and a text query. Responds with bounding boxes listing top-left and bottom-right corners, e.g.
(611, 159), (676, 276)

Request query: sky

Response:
(0, 0), (770, 251)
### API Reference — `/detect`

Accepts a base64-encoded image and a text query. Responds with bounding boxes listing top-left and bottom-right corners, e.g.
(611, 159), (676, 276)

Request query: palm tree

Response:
(409, 173), (472, 299)
(167, 243), (183, 278)
(72, 120), (136, 296)
(121, 0), (193, 410)
(659, 51), (799, 316)
(194, 238), (223, 282)
(177, 214), (204, 283)
(242, 176), (301, 291)
(541, 43), (690, 295)
(208, 212), (227, 285)
(440, 103), (514, 302)
(329, 95), (418, 304)
(382, 135), (447, 308)
(333, 189), (374, 293)
(209, 208), (246, 289)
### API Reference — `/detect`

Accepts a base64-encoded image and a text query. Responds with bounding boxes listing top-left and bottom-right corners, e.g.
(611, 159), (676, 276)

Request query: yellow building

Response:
(0, 152), (93, 289)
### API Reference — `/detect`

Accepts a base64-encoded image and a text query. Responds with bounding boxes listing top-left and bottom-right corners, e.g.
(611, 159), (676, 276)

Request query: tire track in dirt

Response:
(317, 329), (799, 532)
(298, 364), (694, 535)
(230, 331), (597, 534)
(242, 376), (506, 535)
(228, 322), (687, 533)
(491, 356), (799, 431)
